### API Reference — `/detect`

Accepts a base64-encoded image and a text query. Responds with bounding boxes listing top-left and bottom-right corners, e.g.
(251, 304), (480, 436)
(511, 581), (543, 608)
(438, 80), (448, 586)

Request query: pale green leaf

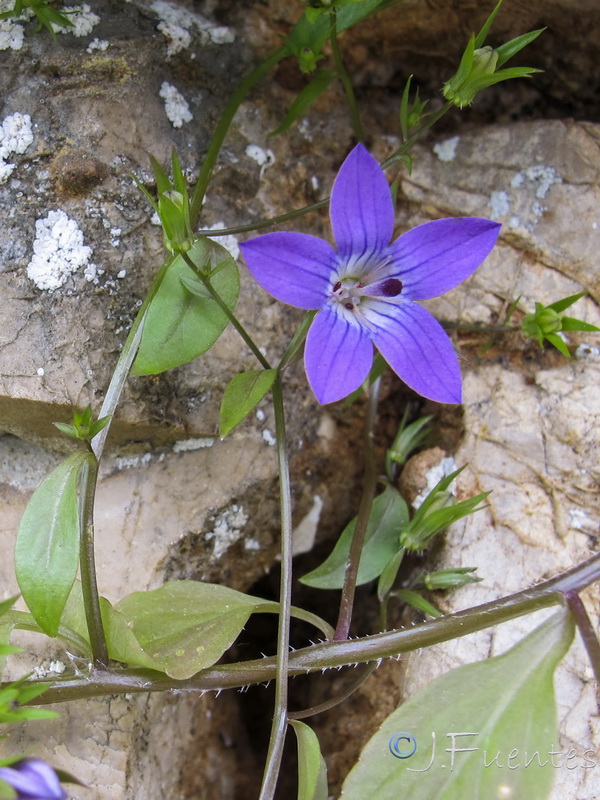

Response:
(15, 451), (89, 636)
(290, 720), (329, 800)
(132, 238), (239, 375)
(220, 369), (278, 436)
(115, 581), (272, 679)
(341, 609), (575, 800)
(301, 486), (408, 589)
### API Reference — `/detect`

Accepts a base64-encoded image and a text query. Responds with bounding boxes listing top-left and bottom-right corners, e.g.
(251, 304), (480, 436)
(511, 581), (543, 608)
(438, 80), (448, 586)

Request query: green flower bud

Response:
(298, 46), (321, 74)
(522, 304), (562, 343)
(423, 568), (481, 591)
(443, 45), (499, 108)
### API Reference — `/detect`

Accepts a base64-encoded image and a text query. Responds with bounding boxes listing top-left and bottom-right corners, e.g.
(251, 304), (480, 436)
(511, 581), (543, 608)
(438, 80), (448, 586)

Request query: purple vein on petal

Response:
(367, 300), (462, 403)
(330, 144), (395, 263)
(388, 218), (502, 300)
(240, 232), (336, 309)
(305, 309), (373, 404)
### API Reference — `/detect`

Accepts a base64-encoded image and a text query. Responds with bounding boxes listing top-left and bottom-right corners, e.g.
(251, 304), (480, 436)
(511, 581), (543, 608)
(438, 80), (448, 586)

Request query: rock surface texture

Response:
(0, 1), (598, 799)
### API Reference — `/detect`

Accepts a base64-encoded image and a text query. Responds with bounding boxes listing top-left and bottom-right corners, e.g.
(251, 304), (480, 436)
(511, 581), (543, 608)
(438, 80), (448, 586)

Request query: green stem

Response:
(181, 252), (271, 370)
(92, 257), (173, 460)
(277, 311), (317, 370)
(78, 453), (108, 667)
(196, 102), (452, 241)
(258, 373), (294, 800)
(563, 591), (600, 694)
(196, 199), (329, 238)
(288, 663), (376, 720)
(330, 11), (364, 142)
(441, 322), (515, 334)
(189, 47), (288, 227)
(334, 377), (381, 640)
(382, 101), (454, 168)
(26, 552), (600, 704)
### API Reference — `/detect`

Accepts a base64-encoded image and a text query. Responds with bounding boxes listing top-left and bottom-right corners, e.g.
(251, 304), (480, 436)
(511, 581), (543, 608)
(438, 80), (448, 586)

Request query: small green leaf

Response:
(392, 589), (441, 618)
(341, 609), (575, 800)
(115, 581), (273, 679)
(545, 332), (571, 357)
(15, 451), (89, 637)
(0, 597), (18, 619)
(301, 486), (409, 589)
(560, 316), (600, 333)
(547, 291), (586, 313)
(290, 720), (329, 800)
(219, 369), (278, 436)
(132, 238), (240, 375)
(271, 70), (336, 136)
(377, 549), (404, 602)
(494, 29), (545, 67)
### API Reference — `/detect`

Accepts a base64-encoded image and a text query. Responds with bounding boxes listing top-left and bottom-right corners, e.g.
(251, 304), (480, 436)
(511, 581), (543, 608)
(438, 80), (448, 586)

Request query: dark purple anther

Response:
(379, 278), (403, 297)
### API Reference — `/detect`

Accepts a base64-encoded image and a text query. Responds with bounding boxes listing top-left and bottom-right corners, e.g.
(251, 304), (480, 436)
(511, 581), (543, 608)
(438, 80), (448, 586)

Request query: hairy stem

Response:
(563, 590), (600, 699)
(27, 552), (600, 704)
(78, 454), (108, 667)
(190, 47), (287, 227)
(92, 257), (173, 459)
(258, 373), (294, 800)
(334, 378), (381, 640)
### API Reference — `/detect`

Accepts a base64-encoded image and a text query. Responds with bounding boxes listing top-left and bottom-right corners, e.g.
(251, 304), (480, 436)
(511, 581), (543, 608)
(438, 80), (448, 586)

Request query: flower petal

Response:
(330, 144), (395, 263)
(367, 300), (462, 403)
(240, 233), (336, 309)
(305, 308), (373, 404)
(0, 759), (66, 799)
(389, 218), (501, 299)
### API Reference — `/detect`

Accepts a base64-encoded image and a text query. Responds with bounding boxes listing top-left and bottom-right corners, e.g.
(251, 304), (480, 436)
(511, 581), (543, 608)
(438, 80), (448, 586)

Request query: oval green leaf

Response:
(132, 238), (240, 375)
(219, 369), (278, 436)
(14, 451), (89, 637)
(301, 485), (408, 589)
(115, 581), (272, 679)
(290, 720), (329, 800)
(341, 609), (575, 800)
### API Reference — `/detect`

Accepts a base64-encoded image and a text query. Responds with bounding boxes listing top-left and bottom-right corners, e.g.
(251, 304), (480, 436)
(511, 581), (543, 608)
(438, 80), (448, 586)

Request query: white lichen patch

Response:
(205, 505), (248, 561)
(0, 0), (31, 49)
(205, 222), (240, 261)
(157, 19), (191, 56)
(433, 135), (460, 162)
(489, 190), (510, 219)
(0, 112), (33, 183)
(150, 0), (234, 56)
(86, 37), (109, 53)
(26, 210), (93, 291)
(412, 456), (457, 509)
(0, 18), (25, 51)
(173, 437), (215, 452)
(488, 164), (562, 231)
(159, 81), (193, 127)
(52, 4), (100, 36)
(575, 343), (600, 359)
(32, 660), (67, 678)
(262, 429), (276, 447)
(245, 144), (275, 170)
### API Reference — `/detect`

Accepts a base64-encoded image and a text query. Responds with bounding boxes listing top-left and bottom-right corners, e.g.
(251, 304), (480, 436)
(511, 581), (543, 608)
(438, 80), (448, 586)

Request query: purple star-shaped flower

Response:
(240, 144), (501, 404)
(0, 759), (67, 799)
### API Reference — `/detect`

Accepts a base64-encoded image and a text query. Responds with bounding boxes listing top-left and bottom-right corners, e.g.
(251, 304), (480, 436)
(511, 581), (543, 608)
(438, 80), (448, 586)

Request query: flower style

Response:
(240, 144), (501, 404)
(0, 758), (67, 799)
